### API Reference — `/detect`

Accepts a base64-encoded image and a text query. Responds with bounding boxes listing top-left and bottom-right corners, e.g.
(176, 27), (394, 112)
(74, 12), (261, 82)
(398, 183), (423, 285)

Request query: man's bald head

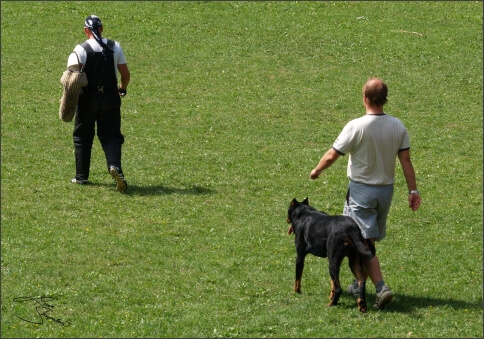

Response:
(362, 77), (388, 106)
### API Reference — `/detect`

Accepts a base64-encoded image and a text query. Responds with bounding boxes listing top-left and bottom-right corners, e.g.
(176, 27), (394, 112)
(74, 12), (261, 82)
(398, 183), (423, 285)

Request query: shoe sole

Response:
(374, 291), (393, 310)
(109, 167), (127, 193)
(71, 178), (88, 185)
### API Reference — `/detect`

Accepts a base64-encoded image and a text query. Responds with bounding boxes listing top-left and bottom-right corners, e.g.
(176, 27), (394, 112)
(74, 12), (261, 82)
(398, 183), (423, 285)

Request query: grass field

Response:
(1, 1), (482, 338)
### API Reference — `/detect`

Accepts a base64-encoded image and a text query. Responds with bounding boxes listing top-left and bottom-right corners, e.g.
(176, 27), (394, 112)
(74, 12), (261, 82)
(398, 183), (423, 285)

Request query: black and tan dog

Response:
(286, 197), (375, 312)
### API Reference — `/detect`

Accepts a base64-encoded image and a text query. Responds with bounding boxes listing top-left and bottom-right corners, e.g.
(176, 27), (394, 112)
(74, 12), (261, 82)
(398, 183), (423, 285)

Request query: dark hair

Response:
(362, 77), (388, 106)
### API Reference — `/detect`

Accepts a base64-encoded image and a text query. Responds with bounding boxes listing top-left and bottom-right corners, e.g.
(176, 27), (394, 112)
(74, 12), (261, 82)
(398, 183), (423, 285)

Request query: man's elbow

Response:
(326, 149), (341, 163)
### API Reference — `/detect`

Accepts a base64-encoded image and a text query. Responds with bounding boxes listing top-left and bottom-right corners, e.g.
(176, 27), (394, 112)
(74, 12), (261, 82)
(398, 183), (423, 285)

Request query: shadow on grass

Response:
(80, 182), (217, 196)
(332, 292), (482, 313)
(383, 292), (482, 313)
(125, 184), (217, 196)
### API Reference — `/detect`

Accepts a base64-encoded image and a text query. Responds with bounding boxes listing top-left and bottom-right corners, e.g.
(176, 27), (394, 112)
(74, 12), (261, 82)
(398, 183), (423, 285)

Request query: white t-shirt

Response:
(332, 114), (410, 185)
(67, 38), (127, 79)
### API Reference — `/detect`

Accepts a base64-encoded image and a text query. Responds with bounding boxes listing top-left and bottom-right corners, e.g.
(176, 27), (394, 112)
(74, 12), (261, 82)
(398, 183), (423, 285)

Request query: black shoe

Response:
(71, 178), (89, 185)
(109, 166), (127, 193)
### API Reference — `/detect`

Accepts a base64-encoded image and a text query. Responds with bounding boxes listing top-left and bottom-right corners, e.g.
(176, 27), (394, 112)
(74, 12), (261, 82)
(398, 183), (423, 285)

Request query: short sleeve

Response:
(399, 127), (410, 151)
(67, 45), (87, 68)
(113, 41), (127, 65)
(332, 121), (358, 155)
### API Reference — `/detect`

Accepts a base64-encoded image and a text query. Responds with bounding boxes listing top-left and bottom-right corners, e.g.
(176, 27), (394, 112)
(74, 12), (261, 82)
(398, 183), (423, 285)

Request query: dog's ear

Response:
(291, 198), (299, 208)
(303, 197), (309, 205)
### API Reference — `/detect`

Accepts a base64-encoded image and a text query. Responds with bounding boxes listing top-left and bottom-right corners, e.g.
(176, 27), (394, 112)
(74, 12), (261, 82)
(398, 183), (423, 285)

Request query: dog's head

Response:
(286, 197), (309, 235)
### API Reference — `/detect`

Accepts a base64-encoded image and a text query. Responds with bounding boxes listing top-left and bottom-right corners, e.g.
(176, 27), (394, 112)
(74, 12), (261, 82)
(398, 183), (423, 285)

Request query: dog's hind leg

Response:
(294, 255), (305, 293)
(357, 279), (367, 313)
(327, 251), (345, 307)
(348, 251), (368, 313)
(327, 273), (343, 307)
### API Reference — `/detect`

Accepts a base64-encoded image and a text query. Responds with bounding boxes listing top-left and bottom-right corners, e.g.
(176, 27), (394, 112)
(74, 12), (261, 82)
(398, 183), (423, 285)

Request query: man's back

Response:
(333, 114), (410, 185)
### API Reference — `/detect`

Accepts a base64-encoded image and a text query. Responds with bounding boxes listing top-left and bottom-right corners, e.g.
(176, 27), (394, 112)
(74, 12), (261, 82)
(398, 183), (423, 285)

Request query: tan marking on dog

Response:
(357, 298), (367, 313)
(294, 280), (301, 293)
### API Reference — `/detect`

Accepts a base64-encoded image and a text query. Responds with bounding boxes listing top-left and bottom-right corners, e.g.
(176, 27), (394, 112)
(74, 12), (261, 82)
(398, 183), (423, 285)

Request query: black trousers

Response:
(73, 90), (124, 181)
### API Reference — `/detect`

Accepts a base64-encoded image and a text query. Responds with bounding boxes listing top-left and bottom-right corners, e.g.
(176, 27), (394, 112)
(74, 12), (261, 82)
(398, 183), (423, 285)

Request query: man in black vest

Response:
(68, 15), (130, 193)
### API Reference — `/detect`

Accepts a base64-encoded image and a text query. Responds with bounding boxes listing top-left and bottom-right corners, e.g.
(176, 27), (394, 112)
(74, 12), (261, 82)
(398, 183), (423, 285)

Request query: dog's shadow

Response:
(332, 292), (481, 314)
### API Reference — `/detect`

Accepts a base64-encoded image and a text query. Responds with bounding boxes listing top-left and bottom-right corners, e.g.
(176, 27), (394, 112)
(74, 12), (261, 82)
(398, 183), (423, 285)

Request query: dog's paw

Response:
(357, 298), (367, 313)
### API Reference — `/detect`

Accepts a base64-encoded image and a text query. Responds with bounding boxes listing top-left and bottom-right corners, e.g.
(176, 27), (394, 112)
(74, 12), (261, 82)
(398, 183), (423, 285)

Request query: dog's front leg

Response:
(294, 256), (305, 293)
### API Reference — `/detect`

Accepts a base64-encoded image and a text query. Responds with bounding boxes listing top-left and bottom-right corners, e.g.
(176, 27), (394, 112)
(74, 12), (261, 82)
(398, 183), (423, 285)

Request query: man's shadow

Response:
(123, 184), (216, 196)
(384, 292), (482, 314)
(336, 292), (481, 314)
(86, 181), (215, 196)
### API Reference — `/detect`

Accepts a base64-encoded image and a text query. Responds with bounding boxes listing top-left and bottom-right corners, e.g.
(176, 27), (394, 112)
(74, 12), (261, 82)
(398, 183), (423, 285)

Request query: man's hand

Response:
(118, 87), (127, 97)
(310, 168), (321, 180)
(408, 193), (421, 211)
(309, 148), (340, 180)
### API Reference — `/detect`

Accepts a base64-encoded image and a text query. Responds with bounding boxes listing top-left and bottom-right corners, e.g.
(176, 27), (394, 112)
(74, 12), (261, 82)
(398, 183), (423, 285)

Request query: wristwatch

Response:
(409, 190), (420, 195)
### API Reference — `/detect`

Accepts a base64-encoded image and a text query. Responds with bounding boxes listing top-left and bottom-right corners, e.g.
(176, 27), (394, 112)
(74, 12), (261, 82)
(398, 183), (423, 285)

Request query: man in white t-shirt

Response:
(310, 77), (421, 309)
(69, 15), (131, 193)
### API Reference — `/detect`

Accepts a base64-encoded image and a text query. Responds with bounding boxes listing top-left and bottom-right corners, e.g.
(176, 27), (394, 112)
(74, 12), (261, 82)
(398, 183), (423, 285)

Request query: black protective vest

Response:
(81, 39), (117, 93)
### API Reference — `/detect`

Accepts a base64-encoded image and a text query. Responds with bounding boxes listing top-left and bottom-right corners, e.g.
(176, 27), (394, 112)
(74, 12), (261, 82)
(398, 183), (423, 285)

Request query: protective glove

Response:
(118, 87), (127, 97)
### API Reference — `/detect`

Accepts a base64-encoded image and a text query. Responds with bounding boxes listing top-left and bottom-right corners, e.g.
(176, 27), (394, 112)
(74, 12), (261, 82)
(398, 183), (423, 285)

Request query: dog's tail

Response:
(348, 228), (376, 260)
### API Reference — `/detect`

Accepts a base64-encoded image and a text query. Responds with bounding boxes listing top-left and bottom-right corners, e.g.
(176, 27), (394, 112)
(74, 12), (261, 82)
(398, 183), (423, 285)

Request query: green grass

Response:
(1, 1), (482, 337)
